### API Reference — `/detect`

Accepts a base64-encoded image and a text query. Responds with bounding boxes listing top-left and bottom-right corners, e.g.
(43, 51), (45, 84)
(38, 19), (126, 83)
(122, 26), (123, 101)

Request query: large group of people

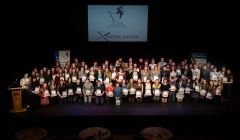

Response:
(19, 57), (233, 110)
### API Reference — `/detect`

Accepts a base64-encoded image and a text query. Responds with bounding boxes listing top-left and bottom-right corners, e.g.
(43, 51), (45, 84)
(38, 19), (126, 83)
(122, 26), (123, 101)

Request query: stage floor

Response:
(8, 102), (236, 117)
(3, 102), (239, 140)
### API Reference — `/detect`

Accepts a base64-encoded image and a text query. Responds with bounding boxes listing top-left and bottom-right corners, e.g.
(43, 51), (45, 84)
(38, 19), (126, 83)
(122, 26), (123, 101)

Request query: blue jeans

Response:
(95, 96), (104, 104)
(168, 92), (176, 102)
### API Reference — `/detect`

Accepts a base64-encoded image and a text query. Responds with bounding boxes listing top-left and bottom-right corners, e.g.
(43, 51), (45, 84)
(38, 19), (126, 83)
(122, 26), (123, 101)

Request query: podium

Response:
(8, 87), (26, 113)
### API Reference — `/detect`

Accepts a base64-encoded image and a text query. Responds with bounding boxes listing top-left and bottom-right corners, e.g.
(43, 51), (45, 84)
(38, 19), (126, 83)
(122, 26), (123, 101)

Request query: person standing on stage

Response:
(144, 79), (152, 103)
(152, 79), (161, 102)
(95, 80), (105, 105)
(38, 83), (50, 106)
(83, 79), (94, 103)
(222, 69), (233, 102)
(20, 73), (31, 110)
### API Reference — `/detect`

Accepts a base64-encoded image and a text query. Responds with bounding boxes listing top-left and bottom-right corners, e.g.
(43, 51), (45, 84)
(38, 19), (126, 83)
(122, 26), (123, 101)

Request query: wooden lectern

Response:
(8, 87), (26, 113)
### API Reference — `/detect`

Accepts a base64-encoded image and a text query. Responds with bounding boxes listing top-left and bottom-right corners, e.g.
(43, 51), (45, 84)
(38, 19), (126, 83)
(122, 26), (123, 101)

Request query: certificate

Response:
(122, 89), (128, 95)
(119, 75), (123, 80)
(111, 73), (116, 79)
(75, 87), (82, 94)
(162, 91), (169, 97)
(96, 89), (102, 96)
(222, 77), (227, 83)
(82, 76), (86, 82)
(215, 89), (221, 95)
(108, 91), (113, 97)
(68, 89), (74, 95)
(212, 74), (218, 81)
(65, 74), (70, 80)
(195, 86), (200, 92)
(89, 75), (95, 81)
(136, 91), (142, 98)
(72, 76), (77, 82)
(51, 90), (57, 97)
(40, 78), (45, 84)
(192, 75), (197, 80)
(52, 75), (56, 80)
(206, 92), (212, 99)
(60, 77), (64, 81)
(105, 78), (110, 84)
(86, 90), (91, 95)
(116, 99), (120, 106)
(143, 76), (147, 82)
(185, 87), (191, 94)
(154, 89), (160, 96)
(34, 87), (39, 94)
(62, 91), (67, 97)
(170, 85), (176, 92)
(153, 76), (159, 81)
(200, 89), (206, 96)
(145, 89), (151, 96)
(130, 88), (136, 94)
(44, 90), (50, 97)
(133, 74), (138, 81)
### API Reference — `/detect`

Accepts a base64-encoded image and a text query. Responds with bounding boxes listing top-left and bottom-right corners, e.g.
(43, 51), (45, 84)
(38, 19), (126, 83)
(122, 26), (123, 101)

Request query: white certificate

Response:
(65, 74), (70, 80)
(75, 87), (82, 94)
(111, 73), (116, 79)
(68, 89), (74, 95)
(62, 91), (67, 97)
(192, 75), (197, 80)
(119, 75), (123, 80)
(154, 89), (160, 96)
(206, 92), (212, 99)
(212, 74), (218, 81)
(130, 88), (136, 94)
(34, 87), (39, 94)
(82, 76), (86, 82)
(145, 89), (151, 95)
(40, 78), (45, 84)
(105, 78), (110, 84)
(179, 87), (184, 93)
(162, 91), (169, 97)
(44, 90), (50, 97)
(116, 99), (120, 105)
(108, 91), (113, 97)
(133, 74), (138, 81)
(200, 89), (206, 96)
(89, 75), (95, 81)
(153, 76), (159, 81)
(72, 76), (77, 82)
(122, 89), (128, 95)
(170, 85), (176, 91)
(51, 90), (57, 97)
(215, 89), (221, 95)
(60, 77), (64, 81)
(222, 77), (227, 83)
(96, 89), (102, 96)
(185, 87), (191, 94)
(52, 75), (56, 80)
(195, 86), (200, 92)
(98, 78), (103, 82)
(86, 89), (91, 95)
(143, 76), (147, 82)
(176, 69), (181, 75)
(136, 91), (142, 97)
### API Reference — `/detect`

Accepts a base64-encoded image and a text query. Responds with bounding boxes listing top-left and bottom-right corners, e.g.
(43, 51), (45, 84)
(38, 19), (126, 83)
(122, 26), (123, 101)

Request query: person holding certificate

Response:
(192, 80), (200, 102)
(38, 83), (49, 106)
(141, 66), (150, 83)
(184, 79), (193, 102)
(105, 82), (115, 104)
(150, 65), (160, 83)
(222, 69), (233, 102)
(152, 79), (161, 102)
(199, 80), (208, 102)
(30, 77), (40, 108)
(144, 79), (152, 103)
(95, 67), (104, 84)
(49, 80), (58, 105)
(127, 79), (137, 103)
(136, 79), (143, 103)
(206, 80), (215, 101)
(114, 83), (122, 105)
(161, 78), (170, 103)
(95, 80), (105, 105)
(83, 79), (94, 103)
(214, 80), (223, 103)
(73, 79), (83, 102)
(57, 80), (67, 104)
(169, 82), (177, 103)
(116, 68), (125, 85)
(121, 79), (128, 103)
(66, 78), (74, 103)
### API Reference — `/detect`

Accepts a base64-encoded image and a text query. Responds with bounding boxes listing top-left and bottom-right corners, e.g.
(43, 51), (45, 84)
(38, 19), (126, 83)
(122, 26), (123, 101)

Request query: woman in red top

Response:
(105, 82), (115, 104)
(39, 83), (49, 106)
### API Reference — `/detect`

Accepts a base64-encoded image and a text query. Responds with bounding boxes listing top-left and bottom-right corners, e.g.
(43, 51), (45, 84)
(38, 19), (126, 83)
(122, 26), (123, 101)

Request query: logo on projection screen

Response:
(107, 5), (127, 28)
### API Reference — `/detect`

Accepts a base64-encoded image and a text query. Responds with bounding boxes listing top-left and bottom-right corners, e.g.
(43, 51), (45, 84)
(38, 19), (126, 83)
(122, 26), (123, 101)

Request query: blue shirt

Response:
(114, 87), (122, 97)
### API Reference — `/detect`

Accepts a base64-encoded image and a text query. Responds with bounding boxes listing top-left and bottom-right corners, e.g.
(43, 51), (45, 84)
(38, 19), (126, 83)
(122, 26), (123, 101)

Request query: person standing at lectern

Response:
(20, 73), (31, 110)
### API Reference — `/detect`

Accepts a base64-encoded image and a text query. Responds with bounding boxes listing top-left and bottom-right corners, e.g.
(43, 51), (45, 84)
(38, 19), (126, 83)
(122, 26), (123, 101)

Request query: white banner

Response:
(191, 53), (207, 65)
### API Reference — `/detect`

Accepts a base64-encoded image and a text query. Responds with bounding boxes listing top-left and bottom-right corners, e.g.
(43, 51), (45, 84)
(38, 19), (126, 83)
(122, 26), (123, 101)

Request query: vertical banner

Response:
(191, 53), (207, 64)
(55, 50), (70, 67)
